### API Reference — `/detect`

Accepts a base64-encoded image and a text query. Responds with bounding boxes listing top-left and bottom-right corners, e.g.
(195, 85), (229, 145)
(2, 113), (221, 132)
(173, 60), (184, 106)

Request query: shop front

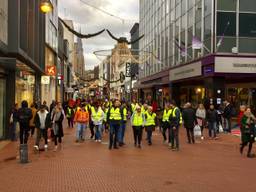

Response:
(169, 55), (256, 109)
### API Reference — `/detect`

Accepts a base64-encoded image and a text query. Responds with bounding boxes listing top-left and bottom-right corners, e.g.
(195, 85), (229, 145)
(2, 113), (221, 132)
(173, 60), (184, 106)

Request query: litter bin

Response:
(19, 144), (29, 164)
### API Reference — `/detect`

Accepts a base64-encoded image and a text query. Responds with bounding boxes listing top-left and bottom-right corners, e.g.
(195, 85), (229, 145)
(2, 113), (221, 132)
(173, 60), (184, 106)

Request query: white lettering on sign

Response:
(169, 61), (202, 81)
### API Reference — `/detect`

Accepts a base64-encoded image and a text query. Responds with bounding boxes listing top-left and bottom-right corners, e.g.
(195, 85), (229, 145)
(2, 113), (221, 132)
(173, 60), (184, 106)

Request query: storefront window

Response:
(239, 38), (256, 53)
(0, 78), (6, 138)
(15, 66), (35, 107)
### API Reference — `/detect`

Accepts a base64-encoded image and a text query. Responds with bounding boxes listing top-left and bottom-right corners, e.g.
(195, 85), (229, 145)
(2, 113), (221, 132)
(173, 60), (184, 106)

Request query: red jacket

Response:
(237, 111), (244, 127)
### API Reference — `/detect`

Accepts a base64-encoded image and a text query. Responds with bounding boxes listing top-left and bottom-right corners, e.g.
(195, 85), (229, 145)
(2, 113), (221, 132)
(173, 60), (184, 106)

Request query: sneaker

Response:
(98, 140), (102, 143)
(34, 145), (39, 151)
(44, 145), (48, 150)
(53, 146), (58, 152)
(201, 136), (204, 140)
(75, 139), (79, 143)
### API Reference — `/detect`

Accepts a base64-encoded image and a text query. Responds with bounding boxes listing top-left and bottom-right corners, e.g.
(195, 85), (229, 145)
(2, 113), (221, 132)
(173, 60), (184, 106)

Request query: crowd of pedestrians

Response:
(8, 97), (256, 158)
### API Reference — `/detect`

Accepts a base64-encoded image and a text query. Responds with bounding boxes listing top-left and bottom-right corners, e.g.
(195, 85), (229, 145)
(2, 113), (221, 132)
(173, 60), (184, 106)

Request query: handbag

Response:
(194, 125), (202, 137)
(219, 124), (224, 133)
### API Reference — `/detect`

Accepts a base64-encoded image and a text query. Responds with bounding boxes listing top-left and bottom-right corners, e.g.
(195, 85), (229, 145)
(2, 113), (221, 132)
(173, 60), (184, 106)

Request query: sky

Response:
(58, 0), (139, 70)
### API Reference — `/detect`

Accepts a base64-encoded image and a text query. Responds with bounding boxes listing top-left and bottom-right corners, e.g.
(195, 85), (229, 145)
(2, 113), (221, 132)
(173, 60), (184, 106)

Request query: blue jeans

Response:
(208, 122), (217, 138)
(118, 121), (126, 143)
(95, 124), (103, 140)
(76, 123), (86, 140)
(109, 122), (120, 148)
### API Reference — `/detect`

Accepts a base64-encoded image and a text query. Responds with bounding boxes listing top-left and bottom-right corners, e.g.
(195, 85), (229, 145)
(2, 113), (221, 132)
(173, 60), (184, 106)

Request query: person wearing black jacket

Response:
(34, 105), (51, 151)
(169, 101), (181, 151)
(182, 103), (196, 144)
(17, 100), (33, 144)
(206, 104), (219, 139)
(223, 101), (233, 133)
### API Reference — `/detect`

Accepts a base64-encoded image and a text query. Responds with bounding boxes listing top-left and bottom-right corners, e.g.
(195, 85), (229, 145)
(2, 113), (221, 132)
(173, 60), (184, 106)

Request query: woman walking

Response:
(196, 103), (206, 140)
(51, 102), (64, 151)
(240, 107), (256, 158)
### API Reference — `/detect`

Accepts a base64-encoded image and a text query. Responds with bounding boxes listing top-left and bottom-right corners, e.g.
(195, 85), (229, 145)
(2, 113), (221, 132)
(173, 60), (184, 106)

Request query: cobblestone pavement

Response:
(0, 121), (255, 192)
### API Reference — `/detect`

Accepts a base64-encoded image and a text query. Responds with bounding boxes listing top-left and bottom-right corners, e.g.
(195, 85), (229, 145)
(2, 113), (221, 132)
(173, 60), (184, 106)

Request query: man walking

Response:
(169, 101), (182, 151)
(182, 103), (196, 144)
(144, 106), (156, 145)
(131, 106), (145, 148)
(162, 104), (171, 143)
(118, 102), (127, 146)
(107, 100), (122, 150)
(18, 101), (32, 145)
(74, 104), (89, 142)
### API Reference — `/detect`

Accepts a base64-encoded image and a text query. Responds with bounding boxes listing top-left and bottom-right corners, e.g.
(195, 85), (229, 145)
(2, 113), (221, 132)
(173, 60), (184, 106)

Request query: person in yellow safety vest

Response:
(141, 104), (148, 114)
(91, 102), (104, 142)
(131, 99), (139, 114)
(169, 100), (182, 151)
(145, 106), (157, 145)
(107, 99), (122, 150)
(118, 102), (127, 146)
(131, 106), (145, 148)
(162, 103), (172, 143)
(66, 105), (75, 128)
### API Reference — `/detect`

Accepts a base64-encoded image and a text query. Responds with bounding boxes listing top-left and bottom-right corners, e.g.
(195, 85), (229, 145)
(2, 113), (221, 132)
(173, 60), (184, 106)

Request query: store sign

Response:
(125, 62), (131, 77)
(169, 61), (202, 81)
(27, 75), (35, 84)
(41, 76), (50, 84)
(215, 57), (256, 73)
(46, 66), (56, 76)
(203, 65), (214, 75)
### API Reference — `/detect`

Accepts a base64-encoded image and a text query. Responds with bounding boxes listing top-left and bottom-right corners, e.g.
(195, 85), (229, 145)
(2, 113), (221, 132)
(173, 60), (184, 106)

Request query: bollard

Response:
(19, 144), (29, 164)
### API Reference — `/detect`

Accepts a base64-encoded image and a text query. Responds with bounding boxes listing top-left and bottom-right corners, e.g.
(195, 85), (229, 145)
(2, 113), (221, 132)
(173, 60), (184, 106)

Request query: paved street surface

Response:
(0, 121), (255, 192)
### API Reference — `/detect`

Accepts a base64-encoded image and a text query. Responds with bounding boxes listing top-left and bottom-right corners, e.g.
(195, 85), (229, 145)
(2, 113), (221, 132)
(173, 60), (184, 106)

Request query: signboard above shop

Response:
(215, 57), (256, 73)
(46, 66), (56, 76)
(169, 61), (202, 81)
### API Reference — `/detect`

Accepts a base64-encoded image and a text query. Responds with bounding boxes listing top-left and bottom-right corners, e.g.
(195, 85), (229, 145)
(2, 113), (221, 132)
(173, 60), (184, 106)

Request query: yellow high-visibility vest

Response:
(171, 107), (183, 125)
(132, 112), (144, 126)
(109, 107), (122, 120)
(123, 107), (127, 121)
(92, 108), (103, 121)
(162, 109), (171, 122)
(145, 111), (156, 126)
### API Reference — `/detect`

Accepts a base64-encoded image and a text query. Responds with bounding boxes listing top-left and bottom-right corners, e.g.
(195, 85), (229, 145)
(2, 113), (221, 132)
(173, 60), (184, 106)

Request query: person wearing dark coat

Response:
(223, 101), (234, 133)
(182, 103), (197, 144)
(206, 104), (219, 139)
(240, 107), (256, 158)
(17, 101), (33, 144)
(51, 102), (64, 151)
(34, 105), (51, 151)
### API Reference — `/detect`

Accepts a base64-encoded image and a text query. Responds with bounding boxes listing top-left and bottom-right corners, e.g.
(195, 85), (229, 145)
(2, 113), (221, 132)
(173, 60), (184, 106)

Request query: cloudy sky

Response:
(58, 0), (139, 70)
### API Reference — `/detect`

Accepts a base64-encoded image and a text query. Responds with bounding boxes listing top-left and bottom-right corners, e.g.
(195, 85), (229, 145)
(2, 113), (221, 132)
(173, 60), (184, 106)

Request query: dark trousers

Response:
(241, 141), (253, 156)
(19, 122), (29, 144)
(170, 127), (179, 149)
(35, 128), (48, 146)
(224, 118), (231, 133)
(54, 135), (62, 146)
(30, 126), (35, 136)
(109, 122), (120, 148)
(145, 125), (154, 144)
(185, 127), (195, 143)
(162, 121), (170, 142)
(89, 121), (95, 139)
(67, 117), (74, 128)
(208, 122), (217, 138)
(133, 126), (143, 145)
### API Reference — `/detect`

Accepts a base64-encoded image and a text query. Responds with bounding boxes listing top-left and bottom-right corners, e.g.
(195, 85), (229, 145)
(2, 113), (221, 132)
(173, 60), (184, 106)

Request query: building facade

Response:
(139, 0), (256, 109)
(0, 0), (45, 139)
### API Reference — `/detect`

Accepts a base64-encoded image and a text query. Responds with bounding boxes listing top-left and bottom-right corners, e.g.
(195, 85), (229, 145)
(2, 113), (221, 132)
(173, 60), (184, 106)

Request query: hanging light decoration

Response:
(40, 0), (53, 13)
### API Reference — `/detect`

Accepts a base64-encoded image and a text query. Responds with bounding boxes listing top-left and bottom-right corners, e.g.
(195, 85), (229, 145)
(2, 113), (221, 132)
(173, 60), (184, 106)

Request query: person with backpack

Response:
(144, 106), (156, 145)
(17, 101), (33, 145)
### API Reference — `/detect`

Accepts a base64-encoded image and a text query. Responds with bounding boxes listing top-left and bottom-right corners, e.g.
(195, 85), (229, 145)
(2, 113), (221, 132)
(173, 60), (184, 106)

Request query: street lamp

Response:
(40, 0), (53, 13)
